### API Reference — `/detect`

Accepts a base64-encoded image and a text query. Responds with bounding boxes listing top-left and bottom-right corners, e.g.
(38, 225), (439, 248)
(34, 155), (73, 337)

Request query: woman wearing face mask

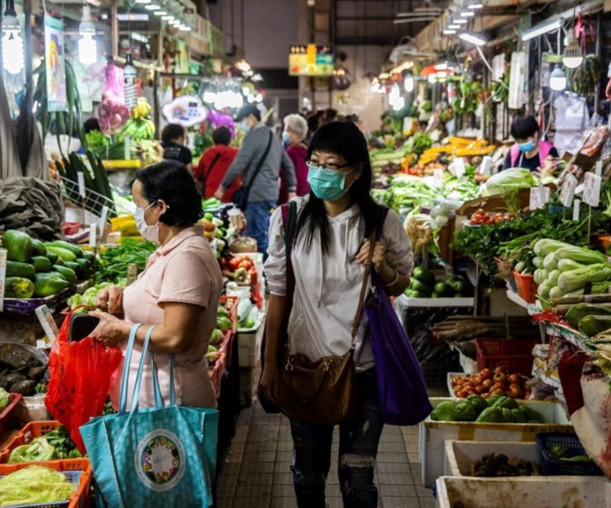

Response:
(261, 122), (413, 507)
(504, 116), (558, 172)
(278, 114), (310, 204)
(89, 161), (223, 410)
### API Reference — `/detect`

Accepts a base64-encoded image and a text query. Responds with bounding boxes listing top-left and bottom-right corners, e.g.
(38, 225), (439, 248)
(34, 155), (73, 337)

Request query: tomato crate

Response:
(0, 457), (92, 508)
(474, 338), (538, 375)
(536, 433), (604, 476)
(0, 393), (22, 441)
(0, 420), (63, 464)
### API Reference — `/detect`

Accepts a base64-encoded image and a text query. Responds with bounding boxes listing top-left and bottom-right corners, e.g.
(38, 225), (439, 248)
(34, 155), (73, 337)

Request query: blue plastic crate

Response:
(536, 433), (604, 476)
(0, 470), (82, 508)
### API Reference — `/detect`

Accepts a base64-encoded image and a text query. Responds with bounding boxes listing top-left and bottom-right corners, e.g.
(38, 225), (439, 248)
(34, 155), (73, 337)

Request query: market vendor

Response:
(89, 161), (223, 409)
(504, 116), (558, 172)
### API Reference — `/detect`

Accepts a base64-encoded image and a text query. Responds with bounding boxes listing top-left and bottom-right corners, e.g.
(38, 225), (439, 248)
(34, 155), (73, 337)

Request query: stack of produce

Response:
(532, 239), (611, 302)
(68, 282), (115, 311)
(416, 137), (495, 167)
(450, 367), (531, 400)
(430, 394), (546, 423)
(8, 425), (82, 463)
(0, 343), (47, 396)
(96, 239), (156, 284)
(404, 266), (472, 298)
(2, 231), (95, 299)
(0, 466), (77, 506)
(207, 305), (234, 365)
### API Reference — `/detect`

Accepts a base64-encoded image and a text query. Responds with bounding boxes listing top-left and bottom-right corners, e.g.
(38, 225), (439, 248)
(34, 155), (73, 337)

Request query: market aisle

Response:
(216, 401), (435, 508)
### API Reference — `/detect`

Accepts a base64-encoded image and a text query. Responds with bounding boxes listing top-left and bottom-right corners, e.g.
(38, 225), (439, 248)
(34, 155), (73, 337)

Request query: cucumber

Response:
(6, 261), (36, 281)
(566, 303), (611, 328)
(31, 256), (53, 272)
(45, 245), (77, 262)
(46, 240), (83, 258)
(52, 265), (77, 284)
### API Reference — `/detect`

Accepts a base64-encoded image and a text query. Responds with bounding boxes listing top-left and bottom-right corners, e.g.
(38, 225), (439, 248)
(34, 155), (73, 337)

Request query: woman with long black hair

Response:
(261, 121), (413, 507)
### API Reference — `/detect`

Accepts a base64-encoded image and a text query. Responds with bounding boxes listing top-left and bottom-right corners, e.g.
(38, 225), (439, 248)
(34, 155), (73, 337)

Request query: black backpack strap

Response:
(242, 130), (274, 205)
(202, 152), (222, 196)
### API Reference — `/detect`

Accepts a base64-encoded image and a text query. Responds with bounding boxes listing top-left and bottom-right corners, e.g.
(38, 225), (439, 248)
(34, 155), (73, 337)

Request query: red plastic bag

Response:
(45, 311), (123, 453)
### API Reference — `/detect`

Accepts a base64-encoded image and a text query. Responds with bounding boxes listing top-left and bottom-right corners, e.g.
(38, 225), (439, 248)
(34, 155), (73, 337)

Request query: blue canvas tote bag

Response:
(80, 323), (219, 507)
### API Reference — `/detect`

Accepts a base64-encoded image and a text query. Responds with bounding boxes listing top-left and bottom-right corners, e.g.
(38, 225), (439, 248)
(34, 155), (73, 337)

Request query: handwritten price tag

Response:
(77, 172), (86, 199)
(89, 224), (98, 247)
(454, 157), (466, 178)
(433, 169), (443, 187)
(529, 184), (550, 210)
(583, 172), (602, 207)
(560, 173), (578, 208)
(573, 199), (581, 221)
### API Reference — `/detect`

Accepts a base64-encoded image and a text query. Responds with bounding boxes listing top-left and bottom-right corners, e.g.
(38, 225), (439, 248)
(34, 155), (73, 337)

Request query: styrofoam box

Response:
(435, 476), (611, 508)
(237, 313), (264, 367)
(444, 440), (539, 477)
(420, 397), (572, 488)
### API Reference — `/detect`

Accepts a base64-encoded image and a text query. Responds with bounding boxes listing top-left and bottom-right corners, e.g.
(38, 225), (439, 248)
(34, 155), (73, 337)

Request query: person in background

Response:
(84, 117), (101, 134)
(324, 108), (339, 124)
(278, 114), (310, 204)
(306, 113), (322, 143)
(213, 104), (297, 257)
(504, 116), (558, 172)
(161, 123), (193, 173)
(194, 126), (240, 201)
(89, 161), (222, 411)
(261, 121), (413, 508)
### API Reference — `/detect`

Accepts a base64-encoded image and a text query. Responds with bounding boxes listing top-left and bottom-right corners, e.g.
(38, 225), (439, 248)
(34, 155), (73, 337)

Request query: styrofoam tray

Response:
(444, 439), (539, 477)
(436, 476), (611, 508)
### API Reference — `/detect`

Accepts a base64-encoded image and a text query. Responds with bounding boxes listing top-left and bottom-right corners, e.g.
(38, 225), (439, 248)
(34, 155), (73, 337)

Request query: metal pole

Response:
(111, 0), (119, 58)
(23, 0), (32, 92)
(594, 11), (602, 114)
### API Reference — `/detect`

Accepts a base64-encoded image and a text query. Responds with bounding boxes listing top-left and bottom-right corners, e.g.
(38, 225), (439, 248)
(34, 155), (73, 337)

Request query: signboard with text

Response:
(289, 44), (334, 76)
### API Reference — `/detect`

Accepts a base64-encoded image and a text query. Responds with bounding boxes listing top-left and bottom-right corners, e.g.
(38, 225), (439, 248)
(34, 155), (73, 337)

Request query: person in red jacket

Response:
(194, 127), (241, 201)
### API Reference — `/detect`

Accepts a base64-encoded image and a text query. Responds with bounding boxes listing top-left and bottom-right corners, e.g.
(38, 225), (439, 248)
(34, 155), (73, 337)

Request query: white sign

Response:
(454, 157), (466, 178)
(35, 305), (59, 343)
(573, 199), (581, 221)
(99, 206), (109, 233)
(433, 169), (443, 187)
(596, 160), (603, 177)
(479, 156), (492, 176)
(583, 172), (602, 207)
(560, 173), (578, 208)
(529, 184), (550, 210)
(89, 224), (98, 247)
(77, 172), (86, 199)
(162, 95), (208, 127)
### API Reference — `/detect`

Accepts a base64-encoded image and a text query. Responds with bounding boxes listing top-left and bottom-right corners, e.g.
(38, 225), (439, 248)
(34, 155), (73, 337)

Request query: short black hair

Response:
(161, 123), (186, 143)
(212, 126), (231, 146)
(84, 117), (100, 133)
(235, 104), (261, 122)
(135, 161), (202, 227)
(307, 114), (319, 133)
(511, 116), (539, 140)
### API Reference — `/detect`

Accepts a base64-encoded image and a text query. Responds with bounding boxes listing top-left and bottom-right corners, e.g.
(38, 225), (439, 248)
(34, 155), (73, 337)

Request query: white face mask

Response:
(134, 201), (160, 243)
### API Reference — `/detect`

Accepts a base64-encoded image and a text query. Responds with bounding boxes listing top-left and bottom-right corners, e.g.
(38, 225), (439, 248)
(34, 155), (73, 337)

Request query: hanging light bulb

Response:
(549, 66), (567, 91)
(2, 0), (24, 75)
(404, 74), (414, 92)
(78, 5), (97, 66)
(562, 31), (583, 69)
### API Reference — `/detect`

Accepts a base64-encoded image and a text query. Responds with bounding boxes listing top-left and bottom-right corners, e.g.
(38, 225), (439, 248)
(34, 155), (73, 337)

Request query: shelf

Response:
(396, 295), (474, 308)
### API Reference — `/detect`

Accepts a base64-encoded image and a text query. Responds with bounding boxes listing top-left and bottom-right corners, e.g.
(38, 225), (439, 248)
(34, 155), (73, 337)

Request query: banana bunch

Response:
(131, 97), (153, 120)
(118, 118), (156, 141)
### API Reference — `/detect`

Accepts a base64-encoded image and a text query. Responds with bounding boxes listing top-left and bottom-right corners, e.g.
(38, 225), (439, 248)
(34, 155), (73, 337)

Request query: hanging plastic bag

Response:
(45, 308), (123, 453)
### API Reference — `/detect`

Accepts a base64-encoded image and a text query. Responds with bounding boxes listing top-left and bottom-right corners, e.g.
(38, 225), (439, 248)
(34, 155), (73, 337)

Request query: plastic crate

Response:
(536, 433), (604, 476)
(210, 352), (226, 397)
(0, 457), (92, 508)
(475, 338), (538, 375)
(0, 393), (23, 440)
(513, 271), (538, 304)
(0, 420), (61, 464)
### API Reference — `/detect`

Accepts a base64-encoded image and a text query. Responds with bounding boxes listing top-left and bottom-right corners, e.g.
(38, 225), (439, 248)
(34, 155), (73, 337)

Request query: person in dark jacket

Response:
(194, 127), (240, 201)
(213, 104), (297, 256)
(161, 123), (193, 172)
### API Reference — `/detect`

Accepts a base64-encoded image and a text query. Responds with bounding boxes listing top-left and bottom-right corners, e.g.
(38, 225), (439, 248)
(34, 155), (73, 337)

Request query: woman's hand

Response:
(95, 286), (124, 314)
(259, 364), (280, 404)
(355, 239), (387, 272)
(88, 311), (129, 347)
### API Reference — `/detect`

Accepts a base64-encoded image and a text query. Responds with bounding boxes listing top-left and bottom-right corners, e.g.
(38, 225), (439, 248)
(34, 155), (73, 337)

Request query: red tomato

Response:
(480, 368), (492, 379)
(482, 379), (493, 390)
(507, 373), (520, 384)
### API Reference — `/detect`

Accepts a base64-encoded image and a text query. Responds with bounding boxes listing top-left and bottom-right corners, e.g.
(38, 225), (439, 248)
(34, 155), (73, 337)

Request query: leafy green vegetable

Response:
(9, 438), (56, 464)
(96, 239), (156, 283)
(0, 388), (9, 411)
(44, 425), (82, 459)
(0, 465), (76, 505)
(482, 168), (537, 197)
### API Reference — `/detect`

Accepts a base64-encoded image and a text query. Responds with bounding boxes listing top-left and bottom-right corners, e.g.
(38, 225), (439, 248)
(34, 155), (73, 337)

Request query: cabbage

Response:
(8, 437), (56, 464)
(481, 168), (538, 196)
(0, 465), (76, 505)
(0, 387), (9, 411)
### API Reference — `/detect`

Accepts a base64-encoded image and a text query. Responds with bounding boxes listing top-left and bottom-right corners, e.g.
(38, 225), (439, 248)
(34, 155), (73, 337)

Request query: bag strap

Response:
(351, 227), (376, 341)
(278, 201), (297, 349)
(202, 152), (222, 196)
(129, 326), (157, 415)
(242, 130), (273, 205)
(149, 353), (177, 408)
(118, 322), (144, 414)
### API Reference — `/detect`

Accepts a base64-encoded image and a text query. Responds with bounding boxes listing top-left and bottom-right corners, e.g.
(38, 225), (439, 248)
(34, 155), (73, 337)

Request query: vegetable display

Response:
(0, 343), (48, 395)
(405, 267), (472, 299)
(0, 466), (76, 506)
(96, 239), (156, 284)
(480, 168), (537, 197)
(8, 426), (82, 463)
(451, 367), (531, 400)
(430, 394), (546, 423)
(473, 453), (535, 477)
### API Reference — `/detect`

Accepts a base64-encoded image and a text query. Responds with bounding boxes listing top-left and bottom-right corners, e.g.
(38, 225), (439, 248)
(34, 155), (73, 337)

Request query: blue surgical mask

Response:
(518, 140), (535, 153)
(282, 131), (291, 147)
(239, 121), (251, 134)
(307, 164), (353, 201)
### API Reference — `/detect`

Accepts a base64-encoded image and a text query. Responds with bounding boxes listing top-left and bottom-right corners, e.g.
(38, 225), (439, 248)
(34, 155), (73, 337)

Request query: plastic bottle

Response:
(123, 53), (137, 109)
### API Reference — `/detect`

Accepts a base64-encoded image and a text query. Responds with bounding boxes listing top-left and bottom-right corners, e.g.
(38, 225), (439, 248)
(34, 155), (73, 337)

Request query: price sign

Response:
(596, 160), (603, 177)
(99, 206), (109, 233)
(573, 199), (581, 221)
(433, 168), (443, 187)
(89, 224), (97, 247)
(529, 184), (550, 210)
(560, 173), (578, 208)
(479, 156), (492, 176)
(35, 305), (59, 344)
(77, 172), (86, 199)
(583, 172), (602, 207)
(453, 157), (466, 178)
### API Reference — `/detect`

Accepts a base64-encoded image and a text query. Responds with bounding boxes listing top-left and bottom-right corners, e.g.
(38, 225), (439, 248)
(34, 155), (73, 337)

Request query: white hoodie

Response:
(265, 197), (413, 372)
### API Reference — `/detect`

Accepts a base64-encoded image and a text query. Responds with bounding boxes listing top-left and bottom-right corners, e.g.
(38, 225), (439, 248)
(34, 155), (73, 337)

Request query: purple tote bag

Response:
(366, 208), (433, 425)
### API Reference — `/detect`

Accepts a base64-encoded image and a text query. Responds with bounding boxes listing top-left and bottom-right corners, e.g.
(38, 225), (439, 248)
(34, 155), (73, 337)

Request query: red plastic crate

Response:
(0, 420), (62, 464)
(475, 338), (538, 375)
(0, 457), (92, 508)
(0, 393), (22, 441)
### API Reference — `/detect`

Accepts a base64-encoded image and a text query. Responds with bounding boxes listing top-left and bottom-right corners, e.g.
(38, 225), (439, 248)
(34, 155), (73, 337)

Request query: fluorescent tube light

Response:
(521, 18), (562, 41)
(459, 32), (486, 46)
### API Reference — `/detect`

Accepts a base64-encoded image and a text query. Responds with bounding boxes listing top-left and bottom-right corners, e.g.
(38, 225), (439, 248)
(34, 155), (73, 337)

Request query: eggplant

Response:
(27, 363), (48, 381)
(10, 379), (36, 395)
(5, 373), (26, 385)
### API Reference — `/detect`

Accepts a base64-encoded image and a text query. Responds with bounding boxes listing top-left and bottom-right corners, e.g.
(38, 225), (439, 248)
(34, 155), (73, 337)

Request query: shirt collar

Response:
(155, 225), (204, 256)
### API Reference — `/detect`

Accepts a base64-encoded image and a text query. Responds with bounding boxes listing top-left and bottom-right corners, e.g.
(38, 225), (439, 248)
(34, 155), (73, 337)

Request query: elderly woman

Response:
(89, 161), (223, 409)
(279, 114), (310, 203)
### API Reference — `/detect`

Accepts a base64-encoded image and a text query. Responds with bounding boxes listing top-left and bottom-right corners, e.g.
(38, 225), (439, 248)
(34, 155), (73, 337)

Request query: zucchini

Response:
(566, 304), (611, 328)
(52, 265), (77, 284)
(4, 277), (35, 298)
(46, 240), (83, 258)
(578, 315), (611, 337)
(32, 256), (53, 272)
(45, 245), (77, 262)
(5, 261), (36, 281)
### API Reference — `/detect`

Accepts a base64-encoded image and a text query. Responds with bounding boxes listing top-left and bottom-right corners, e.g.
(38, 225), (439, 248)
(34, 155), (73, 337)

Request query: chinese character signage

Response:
(289, 44), (334, 76)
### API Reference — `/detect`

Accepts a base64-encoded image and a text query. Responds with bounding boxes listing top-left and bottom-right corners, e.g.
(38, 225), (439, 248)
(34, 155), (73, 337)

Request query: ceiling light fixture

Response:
(460, 11), (475, 18)
(78, 5), (97, 66)
(1, 0), (24, 75)
(145, 4), (160, 10)
(521, 18), (562, 41)
(154, 10), (167, 16)
(459, 32), (486, 46)
(443, 29), (457, 35)
(469, 3), (484, 9)
(549, 65), (567, 90)
(562, 30), (583, 69)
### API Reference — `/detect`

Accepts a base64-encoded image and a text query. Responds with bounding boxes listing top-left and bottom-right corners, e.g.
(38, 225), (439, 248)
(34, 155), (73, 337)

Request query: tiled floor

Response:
(216, 401), (437, 508)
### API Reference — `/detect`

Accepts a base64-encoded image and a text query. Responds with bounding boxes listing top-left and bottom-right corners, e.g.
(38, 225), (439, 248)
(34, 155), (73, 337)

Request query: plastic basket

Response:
(0, 457), (92, 508)
(0, 393), (23, 441)
(0, 420), (61, 464)
(536, 433), (604, 476)
(513, 272), (538, 304)
(210, 352), (226, 397)
(475, 338), (538, 375)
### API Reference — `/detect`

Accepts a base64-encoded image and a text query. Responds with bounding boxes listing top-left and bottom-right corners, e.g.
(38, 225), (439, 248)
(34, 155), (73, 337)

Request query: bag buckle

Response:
(285, 355), (295, 372)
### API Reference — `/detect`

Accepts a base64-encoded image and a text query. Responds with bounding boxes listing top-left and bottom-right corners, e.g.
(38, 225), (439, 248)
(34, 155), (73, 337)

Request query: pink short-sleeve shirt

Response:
(110, 226), (223, 409)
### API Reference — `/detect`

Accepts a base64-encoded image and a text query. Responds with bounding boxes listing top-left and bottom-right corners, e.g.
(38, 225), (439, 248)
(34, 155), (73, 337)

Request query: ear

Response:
(156, 199), (169, 215)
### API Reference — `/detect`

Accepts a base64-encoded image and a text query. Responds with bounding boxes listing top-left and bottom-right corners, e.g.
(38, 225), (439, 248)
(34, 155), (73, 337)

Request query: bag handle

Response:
(118, 322), (144, 414)
(351, 227), (377, 342)
(128, 326), (156, 415)
(149, 352), (177, 408)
